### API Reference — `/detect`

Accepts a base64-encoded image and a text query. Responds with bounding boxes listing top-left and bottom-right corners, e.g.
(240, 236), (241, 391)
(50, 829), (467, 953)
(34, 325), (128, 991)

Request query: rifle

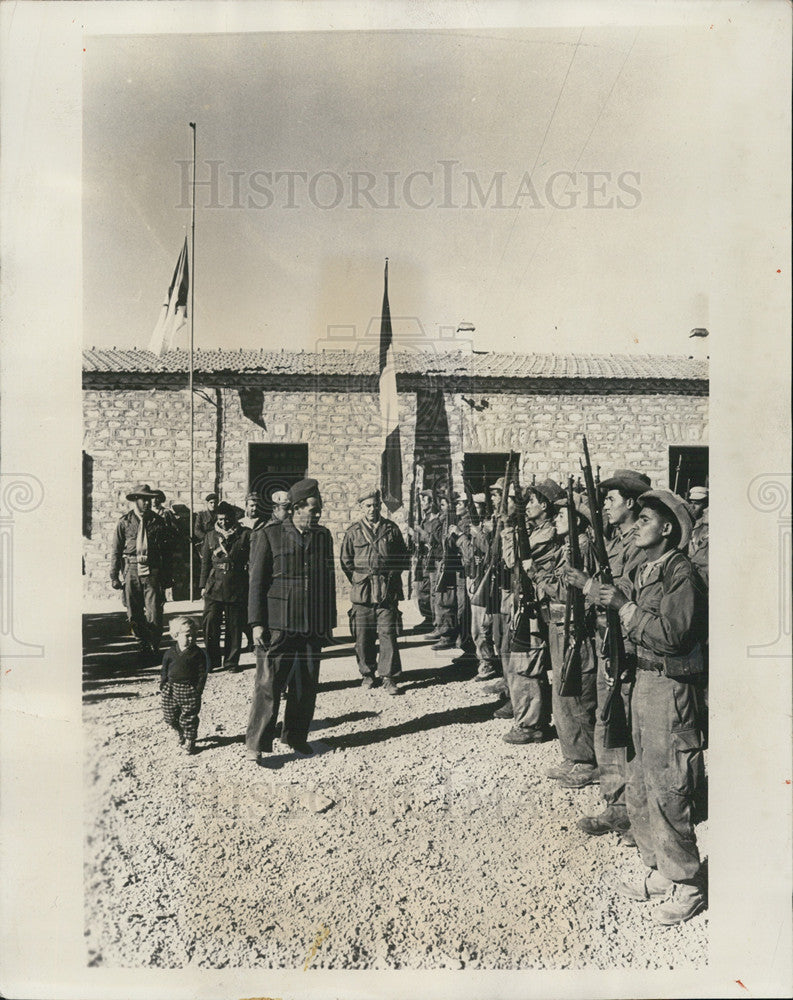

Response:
(473, 455), (512, 613)
(673, 455), (682, 493)
(581, 435), (631, 749)
(508, 452), (536, 648)
(558, 476), (585, 697)
(407, 463), (424, 599)
(462, 477), (481, 528)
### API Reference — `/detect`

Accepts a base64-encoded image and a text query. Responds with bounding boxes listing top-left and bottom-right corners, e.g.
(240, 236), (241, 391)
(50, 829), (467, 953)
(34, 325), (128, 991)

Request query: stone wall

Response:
(83, 380), (707, 601)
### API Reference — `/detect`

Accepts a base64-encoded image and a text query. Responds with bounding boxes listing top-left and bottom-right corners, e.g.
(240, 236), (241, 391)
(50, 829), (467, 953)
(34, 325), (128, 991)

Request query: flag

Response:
(379, 259), (402, 511)
(148, 238), (189, 354)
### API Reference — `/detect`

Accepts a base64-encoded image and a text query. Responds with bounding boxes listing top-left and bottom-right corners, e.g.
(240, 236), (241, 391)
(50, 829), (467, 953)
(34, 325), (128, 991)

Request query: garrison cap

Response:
(205, 492), (218, 502)
(126, 483), (159, 501)
(530, 478), (564, 506)
(271, 490), (290, 506)
(599, 470), (651, 496)
(357, 487), (381, 504)
(489, 478), (505, 493)
(638, 488), (693, 550)
(289, 478), (321, 505)
(688, 485), (709, 502)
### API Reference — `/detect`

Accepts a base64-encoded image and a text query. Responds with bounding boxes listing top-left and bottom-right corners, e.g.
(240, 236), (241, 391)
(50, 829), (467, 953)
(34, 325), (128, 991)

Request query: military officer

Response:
(340, 488), (409, 693)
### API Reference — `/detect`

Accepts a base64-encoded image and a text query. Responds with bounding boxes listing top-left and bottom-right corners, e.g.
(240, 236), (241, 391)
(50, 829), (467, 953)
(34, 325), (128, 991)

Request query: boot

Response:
(558, 763), (599, 789)
(616, 867), (672, 901)
(650, 882), (706, 925)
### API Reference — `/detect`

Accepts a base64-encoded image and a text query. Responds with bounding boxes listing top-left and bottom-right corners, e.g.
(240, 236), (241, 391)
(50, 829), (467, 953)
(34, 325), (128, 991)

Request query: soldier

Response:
(535, 492), (598, 787)
(340, 488), (409, 693)
(246, 478), (337, 759)
(483, 477), (513, 706)
(193, 492), (218, 550)
(266, 490), (293, 527)
(599, 489), (707, 925)
(455, 493), (497, 680)
(565, 469), (649, 841)
(239, 492), (265, 532)
(687, 485), (709, 588)
(499, 478), (562, 744)
(200, 501), (250, 673)
(110, 483), (173, 663)
(427, 492), (460, 652)
(409, 488), (436, 628)
(451, 493), (474, 657)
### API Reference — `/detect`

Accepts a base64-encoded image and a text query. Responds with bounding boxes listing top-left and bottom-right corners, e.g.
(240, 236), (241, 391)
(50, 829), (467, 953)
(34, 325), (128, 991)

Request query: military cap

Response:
(472, 492), (486, 504)
(126, 483), (159, 501)
(357, 487), (381, 504)
(419, 489), (434, 498)
(215, 501), (237, 518)
(205, 492), (218, 502)
(489, 478), (505, 493)
(688, 485), (709, 502)
(638, 488), (693, 550)
(530, 478), (564, 506)
(289, 478), (321, 505)
(152, 489), (166, 503)
(271, 490), (290, 506)
(245, 492), (261, 503)
(553, 492), (592, 526)
(599, 470), (651, 496)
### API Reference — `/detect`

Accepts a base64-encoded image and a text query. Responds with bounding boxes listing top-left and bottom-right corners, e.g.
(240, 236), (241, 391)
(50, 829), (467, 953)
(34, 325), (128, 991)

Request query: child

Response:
(160, 616), (208, 754)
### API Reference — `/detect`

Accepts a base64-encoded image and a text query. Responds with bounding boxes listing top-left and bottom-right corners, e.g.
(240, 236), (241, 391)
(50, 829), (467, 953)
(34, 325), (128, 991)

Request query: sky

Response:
(83, 26), (718, 357)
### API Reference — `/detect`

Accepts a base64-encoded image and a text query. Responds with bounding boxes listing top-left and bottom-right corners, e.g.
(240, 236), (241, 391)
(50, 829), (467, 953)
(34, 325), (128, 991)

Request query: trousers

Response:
(203, 598), (246, 670)
(626, 668), (702, 883)
(593, 648), (634, 819)
(161, 682), (201, 742)
(123, 564), (164, 652)
(548, 621), (597, 765)
(351, 602), (401, 678)
(467, 582), (496, 667)
(246, 631), (321, 750)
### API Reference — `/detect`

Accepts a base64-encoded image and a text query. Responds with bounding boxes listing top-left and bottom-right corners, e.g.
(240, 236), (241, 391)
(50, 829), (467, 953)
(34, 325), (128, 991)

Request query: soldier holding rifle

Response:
(596, 489), (707, 925)
(565, 466), (649, 840)
(532, 482), (599, 787)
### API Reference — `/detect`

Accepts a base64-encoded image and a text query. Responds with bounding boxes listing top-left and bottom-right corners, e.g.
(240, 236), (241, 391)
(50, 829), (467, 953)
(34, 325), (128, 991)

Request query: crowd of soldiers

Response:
(108, 460), (709, 928)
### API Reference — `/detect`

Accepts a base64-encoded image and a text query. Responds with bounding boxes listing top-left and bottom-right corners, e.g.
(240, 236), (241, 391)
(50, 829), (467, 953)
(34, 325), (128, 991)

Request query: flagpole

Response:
(189, 122), (196, 601)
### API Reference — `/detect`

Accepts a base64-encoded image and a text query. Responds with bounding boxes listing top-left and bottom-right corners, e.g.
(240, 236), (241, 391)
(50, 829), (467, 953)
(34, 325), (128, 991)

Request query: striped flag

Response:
(379, 259), (402, 511)
(148, 238), (189, 354)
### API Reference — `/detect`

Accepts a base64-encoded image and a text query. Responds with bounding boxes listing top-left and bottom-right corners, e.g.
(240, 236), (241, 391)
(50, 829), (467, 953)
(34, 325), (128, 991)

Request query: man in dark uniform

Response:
(687, 485), (709, 588)
(340, 488), (409, 693)
(200, 502), (250, 672)
(110, 483), (173, 663)
(265, 490), (292, 527)
(246, 478), (336, 760)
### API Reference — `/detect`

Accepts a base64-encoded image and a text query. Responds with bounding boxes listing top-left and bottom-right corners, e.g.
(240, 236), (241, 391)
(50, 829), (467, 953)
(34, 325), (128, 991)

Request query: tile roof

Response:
(83, 347), (708, 382)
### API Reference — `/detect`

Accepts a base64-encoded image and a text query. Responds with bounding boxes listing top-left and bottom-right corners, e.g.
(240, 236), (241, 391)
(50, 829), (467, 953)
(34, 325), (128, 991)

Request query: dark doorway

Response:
(83, 450), (93, 539)
(248, 443), (309, 516)
(668, 446), (708, 494)
(463, 452), (511, 495)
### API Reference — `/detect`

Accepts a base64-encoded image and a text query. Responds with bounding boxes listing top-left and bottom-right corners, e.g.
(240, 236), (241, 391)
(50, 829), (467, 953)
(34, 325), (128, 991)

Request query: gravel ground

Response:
(83, 605), (708, 970)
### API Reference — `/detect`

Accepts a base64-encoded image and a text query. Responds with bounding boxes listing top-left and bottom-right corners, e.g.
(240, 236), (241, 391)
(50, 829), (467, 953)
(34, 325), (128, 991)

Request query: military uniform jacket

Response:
(193, 509), (216, 547)
(620, 548), (707, 676)
(532, 531), (598, 626)
(248, 520), (337, 637)
(340, 517), (409, 606)
(200, 526), (250, 604)
(412, 511), (436, 574)
(110, 510), (172, 582)
(688, 511), (709, 588)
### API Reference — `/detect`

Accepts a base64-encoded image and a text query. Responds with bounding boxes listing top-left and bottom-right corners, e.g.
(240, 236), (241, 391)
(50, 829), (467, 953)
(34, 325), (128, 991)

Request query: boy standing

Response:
(160, 616), (208, 755)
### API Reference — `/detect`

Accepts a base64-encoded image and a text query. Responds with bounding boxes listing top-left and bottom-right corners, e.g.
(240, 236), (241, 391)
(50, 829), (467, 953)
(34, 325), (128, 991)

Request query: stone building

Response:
(82, 347), (708, 601)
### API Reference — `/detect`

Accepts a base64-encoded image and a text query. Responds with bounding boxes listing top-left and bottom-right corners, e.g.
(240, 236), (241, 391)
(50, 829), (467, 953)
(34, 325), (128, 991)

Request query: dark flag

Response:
(379, 259), (402, 511)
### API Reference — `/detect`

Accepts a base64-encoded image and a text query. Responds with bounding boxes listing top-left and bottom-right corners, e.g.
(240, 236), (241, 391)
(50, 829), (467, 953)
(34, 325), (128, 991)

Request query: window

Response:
(463, 452), (511, 495)
(668, 446), (708, 494)
(248, 444), (308, 515)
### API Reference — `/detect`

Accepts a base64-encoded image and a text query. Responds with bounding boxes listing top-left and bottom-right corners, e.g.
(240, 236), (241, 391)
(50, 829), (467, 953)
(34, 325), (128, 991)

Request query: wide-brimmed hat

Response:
(530, 478), (564, 506)
(553, 493), (592, 526)
(599, 470), (651, 496)
(126, 483), (159, 501)
(638, 489), (693, 550)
